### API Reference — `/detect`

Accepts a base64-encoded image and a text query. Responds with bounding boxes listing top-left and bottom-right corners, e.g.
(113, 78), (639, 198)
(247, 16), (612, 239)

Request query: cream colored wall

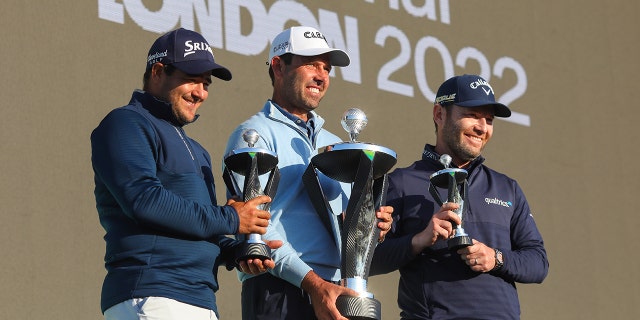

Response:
(1, 0), (638, 319)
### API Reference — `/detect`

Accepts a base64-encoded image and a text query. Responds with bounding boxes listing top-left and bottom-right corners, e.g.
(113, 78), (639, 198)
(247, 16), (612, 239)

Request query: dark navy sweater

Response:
(371, 145), (548, 319)
(91, 91), (240, 315)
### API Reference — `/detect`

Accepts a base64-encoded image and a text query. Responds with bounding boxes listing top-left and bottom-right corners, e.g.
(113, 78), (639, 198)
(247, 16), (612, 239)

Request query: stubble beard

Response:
(441, 120), (482, 163)
(283, 73), (322, 113)
(171, 97), (199, 125)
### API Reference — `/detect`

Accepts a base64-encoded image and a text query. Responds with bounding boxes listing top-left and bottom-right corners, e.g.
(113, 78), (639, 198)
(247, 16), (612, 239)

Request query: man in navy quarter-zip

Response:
(224, 26), (394, 320)
(91, 28), (280, 320)
(371, 75), (549, 319)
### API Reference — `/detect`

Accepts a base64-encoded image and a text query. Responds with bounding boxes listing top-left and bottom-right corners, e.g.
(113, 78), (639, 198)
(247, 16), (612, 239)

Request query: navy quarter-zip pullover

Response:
(371, 144), (548, 319)
(91, 90), (240, 315)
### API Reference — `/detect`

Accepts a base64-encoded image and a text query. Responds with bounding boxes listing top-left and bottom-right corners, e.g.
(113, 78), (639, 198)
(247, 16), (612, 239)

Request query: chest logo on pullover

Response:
(485, 197), (511, 208)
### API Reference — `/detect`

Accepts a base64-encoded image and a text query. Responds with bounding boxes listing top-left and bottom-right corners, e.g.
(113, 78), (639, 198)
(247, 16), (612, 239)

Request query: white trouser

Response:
(104, 297), (218, 320)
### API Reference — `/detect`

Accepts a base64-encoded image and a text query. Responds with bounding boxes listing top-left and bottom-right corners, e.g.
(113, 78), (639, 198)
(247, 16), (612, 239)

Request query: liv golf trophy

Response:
(429, 154), (472, 250)
(303, 108), (396, 320)
(223, 129), (279, 262)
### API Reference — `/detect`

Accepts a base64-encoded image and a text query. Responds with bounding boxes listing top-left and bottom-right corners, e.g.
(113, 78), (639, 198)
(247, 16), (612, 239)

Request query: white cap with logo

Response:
(268, 26), (350, 67)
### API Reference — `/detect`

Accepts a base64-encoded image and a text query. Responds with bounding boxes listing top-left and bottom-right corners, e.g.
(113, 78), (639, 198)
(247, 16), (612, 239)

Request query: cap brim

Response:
(457, 100), (512, 118)
(289, 48), (350, 67)
(211, 66), (232, 81)
(173, 61), (232, 81)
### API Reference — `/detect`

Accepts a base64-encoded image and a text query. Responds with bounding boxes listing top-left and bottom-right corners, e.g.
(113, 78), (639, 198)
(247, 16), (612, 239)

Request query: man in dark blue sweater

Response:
(371, 75), (549, 319)
(91, 28), (278, 320)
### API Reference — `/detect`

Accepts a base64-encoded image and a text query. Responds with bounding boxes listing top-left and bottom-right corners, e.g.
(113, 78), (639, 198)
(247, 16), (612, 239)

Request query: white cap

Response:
(268, 26), (350, 67)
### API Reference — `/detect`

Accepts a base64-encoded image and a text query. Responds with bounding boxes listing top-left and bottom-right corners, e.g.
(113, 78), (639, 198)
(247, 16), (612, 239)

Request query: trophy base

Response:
(336, 295), (381, 320)
(448, 235), (472, 251)
(235, 241), (271, 263)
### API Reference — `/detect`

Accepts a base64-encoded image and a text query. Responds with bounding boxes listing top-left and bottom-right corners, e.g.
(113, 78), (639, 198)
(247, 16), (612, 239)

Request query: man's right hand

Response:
(301, 271), (358, 320)
(227, 195), (272, 234)
(411, 202), (462, 255)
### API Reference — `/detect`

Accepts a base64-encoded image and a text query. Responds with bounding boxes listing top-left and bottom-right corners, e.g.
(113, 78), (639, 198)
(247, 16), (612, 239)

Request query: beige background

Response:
(1, 0), (638, 319)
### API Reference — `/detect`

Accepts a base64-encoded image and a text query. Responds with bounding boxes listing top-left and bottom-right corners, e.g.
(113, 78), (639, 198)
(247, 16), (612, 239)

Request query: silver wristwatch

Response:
(492, 249), (504, 271)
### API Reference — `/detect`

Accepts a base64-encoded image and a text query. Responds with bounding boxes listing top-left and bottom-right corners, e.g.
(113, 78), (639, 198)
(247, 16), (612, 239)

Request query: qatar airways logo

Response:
(485, 197), (511, 208)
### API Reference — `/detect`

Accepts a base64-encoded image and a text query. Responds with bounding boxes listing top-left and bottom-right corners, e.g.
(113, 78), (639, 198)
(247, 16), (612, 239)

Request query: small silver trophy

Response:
(223, 129), (279, 262)
(429, 154), (472, 250)
(303, 108), (396, 320)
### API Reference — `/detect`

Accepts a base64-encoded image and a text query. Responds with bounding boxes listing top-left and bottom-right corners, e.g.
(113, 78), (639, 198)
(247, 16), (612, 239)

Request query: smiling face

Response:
(148, 63), (212, 125)
(270, 54), (332, 121)
(434, 104), (495, 168)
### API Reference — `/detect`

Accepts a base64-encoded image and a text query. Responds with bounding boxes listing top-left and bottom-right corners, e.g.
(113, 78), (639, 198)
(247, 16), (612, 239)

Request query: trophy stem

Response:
(223, 136), (279, 264)
(247, 233), (263, 242)
(342, 277), (373, 298)
(429, 164), (472, 252)
(448, 225), (472, 250)
(338, 152), (385, 320)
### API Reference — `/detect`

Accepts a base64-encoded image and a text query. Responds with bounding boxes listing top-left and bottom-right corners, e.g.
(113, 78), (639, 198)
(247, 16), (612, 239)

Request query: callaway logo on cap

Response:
(435, 74), (511, 117)
(146, 28), (232, 81)
(268, 26), (350, 67)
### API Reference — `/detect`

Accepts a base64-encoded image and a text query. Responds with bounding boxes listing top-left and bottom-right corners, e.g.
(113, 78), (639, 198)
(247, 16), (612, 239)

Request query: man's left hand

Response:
(376, 205), (394, 242)
(457, 239), (497, 272)
(237, 240), (283, 274)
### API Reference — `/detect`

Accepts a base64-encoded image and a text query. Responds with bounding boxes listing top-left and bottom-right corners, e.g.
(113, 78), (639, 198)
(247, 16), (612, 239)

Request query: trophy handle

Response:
(372, 174), (389, 242)
(428, 183), (444, 206)
(222, 166), (239, 197)
(261, 166), (279, 211)
(302, 164), (338, 245)
(372, 171), (389, 211)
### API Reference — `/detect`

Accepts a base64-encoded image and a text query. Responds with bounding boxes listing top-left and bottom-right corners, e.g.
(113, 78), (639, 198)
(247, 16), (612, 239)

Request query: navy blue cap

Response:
(435, 74), (511, 117)
(146, 28), (232, 81)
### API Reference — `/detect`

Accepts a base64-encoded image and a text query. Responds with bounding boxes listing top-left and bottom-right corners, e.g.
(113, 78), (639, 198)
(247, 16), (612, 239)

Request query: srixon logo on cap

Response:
(303, 31), (327, 43)
(183, 40), (213, 57)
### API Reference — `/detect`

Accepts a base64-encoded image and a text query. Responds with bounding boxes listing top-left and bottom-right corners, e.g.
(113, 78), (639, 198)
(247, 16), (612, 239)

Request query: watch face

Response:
(493, 249), (504, 271)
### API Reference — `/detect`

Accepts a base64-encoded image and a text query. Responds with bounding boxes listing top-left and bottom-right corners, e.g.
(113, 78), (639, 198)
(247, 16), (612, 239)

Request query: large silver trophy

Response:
(428, 154), (472, 250)
(223, 129), (279, 262)
(303, 108), (396, 320)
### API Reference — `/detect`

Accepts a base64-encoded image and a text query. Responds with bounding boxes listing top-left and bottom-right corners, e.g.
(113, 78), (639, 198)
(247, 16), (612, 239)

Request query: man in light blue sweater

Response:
(224, 26), (393, 320)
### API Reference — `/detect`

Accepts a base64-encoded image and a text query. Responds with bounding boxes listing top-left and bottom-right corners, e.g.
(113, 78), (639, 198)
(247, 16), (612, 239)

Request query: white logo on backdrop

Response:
(98, 0), (530, 127)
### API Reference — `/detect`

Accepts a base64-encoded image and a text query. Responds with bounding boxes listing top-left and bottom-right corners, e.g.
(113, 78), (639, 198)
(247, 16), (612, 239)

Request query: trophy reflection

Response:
(223, 129), (279, 262)
(429, 154), (472, 250)
(304, 108), (396, 320)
